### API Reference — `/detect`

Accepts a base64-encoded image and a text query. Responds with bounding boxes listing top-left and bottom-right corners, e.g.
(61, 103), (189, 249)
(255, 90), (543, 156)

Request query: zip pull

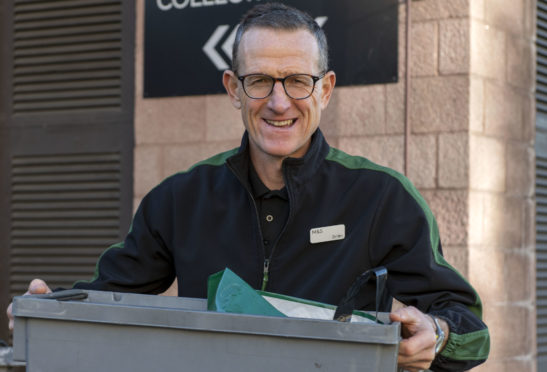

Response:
(261, 259), (270, 291)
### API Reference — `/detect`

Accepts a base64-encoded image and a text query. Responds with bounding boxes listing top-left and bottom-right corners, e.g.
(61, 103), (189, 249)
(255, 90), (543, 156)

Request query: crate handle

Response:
(333, 266), (389, 323)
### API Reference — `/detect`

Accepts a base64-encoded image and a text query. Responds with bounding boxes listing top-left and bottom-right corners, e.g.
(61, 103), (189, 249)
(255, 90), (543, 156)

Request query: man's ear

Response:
(319, 71), (336, 109)
(223, 70), (242, 110)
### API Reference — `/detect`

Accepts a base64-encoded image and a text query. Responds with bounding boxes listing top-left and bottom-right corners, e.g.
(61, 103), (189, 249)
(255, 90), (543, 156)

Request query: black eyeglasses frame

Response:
(235, 72), (327, 100)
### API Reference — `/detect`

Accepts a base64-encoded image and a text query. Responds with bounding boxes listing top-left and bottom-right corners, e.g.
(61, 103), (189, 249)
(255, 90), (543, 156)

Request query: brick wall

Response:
(133, 0), (537, 369)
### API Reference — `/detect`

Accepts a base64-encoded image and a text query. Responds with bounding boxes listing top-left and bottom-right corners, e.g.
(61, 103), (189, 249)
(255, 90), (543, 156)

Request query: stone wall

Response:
(133, 0), (538, 369)
(468, 1), (537, 371)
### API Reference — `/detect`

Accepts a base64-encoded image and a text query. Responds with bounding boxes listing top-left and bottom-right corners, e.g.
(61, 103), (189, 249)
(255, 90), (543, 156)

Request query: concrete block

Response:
(410, 76), (469, 133)
(470, 20), (505, 80)
(470, 76), (485, 133)
(333, 85), (386, 136)
(135, 96), (207, 145)
(421, 190), (468, 246)
(438, 132), (469, 188)
(470, 135), (505, 192)
(524, 0), (537, 40)
(411, 21), (438, 77)
(385, 82), (405, 134)
(522, 94), (536, 143)
(470, 0), (485, 21)
(469, 247), (534, 303)
(440, 245), (468, 278)
(322, 132), (339, 149)
(469, 192), (525, 248)
(524, 198), (536, 250)
(338, 135), (404, 174)
(506, 35), (534, 90)
(506, 143), (535, 197)
(134, 146), (163, 198)
(320, 89), (340, 138)
(205, 94), (245, 141)
(412, 0), (469, 22)
(468, 191), (484, 246)
(162, 140), (241, 178)
(486, 195), (525, 249)
(485, 0), (524, 36)
(439, 18), (470, 75)
(480, 303), (534, 359)
(408, 134), (436, 188)
(484, 81), (524, 140)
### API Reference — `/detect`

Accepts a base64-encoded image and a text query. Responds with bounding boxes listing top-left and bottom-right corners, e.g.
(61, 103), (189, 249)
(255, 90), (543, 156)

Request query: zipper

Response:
(261, 258), (270, 291)
(226, 161), (270, 290)
(226, 159), (293, 292)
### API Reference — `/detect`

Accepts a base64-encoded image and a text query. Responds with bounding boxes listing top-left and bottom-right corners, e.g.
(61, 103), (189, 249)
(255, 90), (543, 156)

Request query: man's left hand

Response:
(389, 305), (446, 372)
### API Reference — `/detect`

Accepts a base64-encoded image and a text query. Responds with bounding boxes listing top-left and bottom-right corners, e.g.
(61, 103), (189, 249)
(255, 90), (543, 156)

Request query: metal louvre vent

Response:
(538, 1), (547, 368)
(538, 155), (547, 361)
(539, 2), (547, 115)
(9, 152), (121, 296)
(12, 0), (122, 114)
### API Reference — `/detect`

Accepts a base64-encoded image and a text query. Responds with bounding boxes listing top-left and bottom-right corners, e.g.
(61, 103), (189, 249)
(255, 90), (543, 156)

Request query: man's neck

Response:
(250, 151), (285, 190)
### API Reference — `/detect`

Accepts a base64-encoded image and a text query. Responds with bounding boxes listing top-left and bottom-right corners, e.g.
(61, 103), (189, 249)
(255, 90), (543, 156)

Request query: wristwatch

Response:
(432, 316), (446, 355)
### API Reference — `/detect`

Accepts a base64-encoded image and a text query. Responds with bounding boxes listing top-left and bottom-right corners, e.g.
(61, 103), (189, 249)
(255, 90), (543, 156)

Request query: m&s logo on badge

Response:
(309, 225), (345, 244)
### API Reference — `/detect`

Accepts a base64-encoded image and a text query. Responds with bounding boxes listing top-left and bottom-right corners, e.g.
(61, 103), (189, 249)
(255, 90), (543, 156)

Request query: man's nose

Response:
(267, 81), (291, 112)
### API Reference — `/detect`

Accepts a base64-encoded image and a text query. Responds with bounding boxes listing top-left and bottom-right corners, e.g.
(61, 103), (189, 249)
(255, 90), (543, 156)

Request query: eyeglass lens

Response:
(243, 74), (315, 99)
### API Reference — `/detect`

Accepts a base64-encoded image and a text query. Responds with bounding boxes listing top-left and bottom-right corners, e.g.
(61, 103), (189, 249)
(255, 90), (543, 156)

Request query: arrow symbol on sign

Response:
(203, 25), (230, 70)
(315, 16), (328, 27)
(221, 25), (238, 61)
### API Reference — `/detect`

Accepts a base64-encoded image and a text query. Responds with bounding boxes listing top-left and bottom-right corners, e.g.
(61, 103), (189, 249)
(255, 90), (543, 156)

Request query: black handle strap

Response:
(333, 266), (389, 323)
(32, 289), (88, 301)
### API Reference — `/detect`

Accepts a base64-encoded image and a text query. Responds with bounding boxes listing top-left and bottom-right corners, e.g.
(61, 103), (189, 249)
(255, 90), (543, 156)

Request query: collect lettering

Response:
(157, 0), (260, 11)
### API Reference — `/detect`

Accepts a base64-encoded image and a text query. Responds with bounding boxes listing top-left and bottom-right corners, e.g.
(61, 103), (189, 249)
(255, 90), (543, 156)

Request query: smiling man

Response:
(7, 3), (489, 371)
(223, 26), (335, 190)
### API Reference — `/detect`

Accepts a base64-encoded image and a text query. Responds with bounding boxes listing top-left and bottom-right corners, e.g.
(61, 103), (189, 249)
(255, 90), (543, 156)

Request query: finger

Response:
(397, 337), (436, 371)
(399, 329), (436, 355)
(390, 305), (420, 324)
(398, 349), (435, 371)
(28, 279), (52, 295)
(7, 302), (14, 331)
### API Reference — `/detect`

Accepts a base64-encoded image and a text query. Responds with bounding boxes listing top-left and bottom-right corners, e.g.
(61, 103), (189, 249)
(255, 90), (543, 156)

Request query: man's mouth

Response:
(264, 119), (295, 127)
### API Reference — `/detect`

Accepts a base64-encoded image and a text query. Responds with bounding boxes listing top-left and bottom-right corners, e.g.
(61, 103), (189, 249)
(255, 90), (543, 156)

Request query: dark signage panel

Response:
(144, 0), (398, 97)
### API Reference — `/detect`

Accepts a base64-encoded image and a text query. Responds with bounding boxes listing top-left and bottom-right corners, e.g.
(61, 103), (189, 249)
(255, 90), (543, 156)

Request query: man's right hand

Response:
(6, 279), (51, 331)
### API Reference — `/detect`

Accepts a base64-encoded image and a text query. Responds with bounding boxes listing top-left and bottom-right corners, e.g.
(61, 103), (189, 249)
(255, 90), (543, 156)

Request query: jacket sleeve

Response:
(368, 176), (490, 371)
(73, 179), (176, 294)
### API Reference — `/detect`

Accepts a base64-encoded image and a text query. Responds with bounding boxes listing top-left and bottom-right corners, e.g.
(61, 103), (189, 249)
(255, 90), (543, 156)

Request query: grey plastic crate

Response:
(12, 290), (400, 372)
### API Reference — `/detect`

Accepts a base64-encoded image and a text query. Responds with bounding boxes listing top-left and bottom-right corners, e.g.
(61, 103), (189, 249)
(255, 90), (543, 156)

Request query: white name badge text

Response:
(310, 224), (345, 244)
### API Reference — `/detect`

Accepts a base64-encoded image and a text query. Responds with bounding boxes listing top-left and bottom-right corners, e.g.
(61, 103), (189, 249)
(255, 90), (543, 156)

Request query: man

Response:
(7, 3), (489, 371)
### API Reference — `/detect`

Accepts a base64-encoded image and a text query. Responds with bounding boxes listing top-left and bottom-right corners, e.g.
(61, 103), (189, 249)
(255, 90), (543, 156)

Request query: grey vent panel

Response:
(538, 154), (547, 362)
(9, 152), (122, 296)
(538, 2), (547, 369)
(12, 0), (122, 114)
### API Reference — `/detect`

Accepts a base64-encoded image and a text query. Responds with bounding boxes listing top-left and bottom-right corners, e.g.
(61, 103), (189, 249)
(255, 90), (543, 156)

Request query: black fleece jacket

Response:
(75, 129), (489, 371)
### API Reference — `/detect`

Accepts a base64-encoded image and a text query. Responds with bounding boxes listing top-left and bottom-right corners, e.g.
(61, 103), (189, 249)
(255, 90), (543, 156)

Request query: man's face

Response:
(223, 28), (335, 162)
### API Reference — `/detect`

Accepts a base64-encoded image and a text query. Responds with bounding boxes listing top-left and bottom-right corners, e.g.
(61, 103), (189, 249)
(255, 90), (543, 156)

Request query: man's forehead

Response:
(237, 27), (320, 68)
(240, 26), (316, 44)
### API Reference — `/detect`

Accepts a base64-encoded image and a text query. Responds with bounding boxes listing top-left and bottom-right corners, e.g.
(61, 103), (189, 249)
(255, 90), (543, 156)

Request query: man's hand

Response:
(6, 279), (51, 331)
(390, 305), (448, 372)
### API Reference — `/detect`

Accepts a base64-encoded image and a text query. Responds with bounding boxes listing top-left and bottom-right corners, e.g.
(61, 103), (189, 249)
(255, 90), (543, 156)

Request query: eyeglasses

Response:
(236, 72), (326, 100)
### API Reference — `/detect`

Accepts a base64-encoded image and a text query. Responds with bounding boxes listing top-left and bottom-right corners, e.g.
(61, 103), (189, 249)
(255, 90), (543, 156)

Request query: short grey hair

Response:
(231, 2), (329, 74)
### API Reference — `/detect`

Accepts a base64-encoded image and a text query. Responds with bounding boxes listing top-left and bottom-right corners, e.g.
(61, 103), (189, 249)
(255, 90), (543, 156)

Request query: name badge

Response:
(310, 224), (345, 244)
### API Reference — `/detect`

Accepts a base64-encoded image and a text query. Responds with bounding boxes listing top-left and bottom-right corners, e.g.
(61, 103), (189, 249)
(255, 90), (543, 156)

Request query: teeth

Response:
(265, 119), (294, 127)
